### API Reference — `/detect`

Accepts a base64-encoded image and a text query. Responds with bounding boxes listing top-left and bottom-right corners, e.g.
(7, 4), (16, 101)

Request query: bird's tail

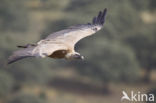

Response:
(8, 46), (35, 64)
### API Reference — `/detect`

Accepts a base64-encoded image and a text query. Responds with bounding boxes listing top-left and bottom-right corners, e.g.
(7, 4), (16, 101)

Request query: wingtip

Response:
(7, 60), (13, 65)
(92, 8), (107, 26)
(103, 8), (107, 17)
(104, 8), (107, 12)
(7, 56), (14, 64)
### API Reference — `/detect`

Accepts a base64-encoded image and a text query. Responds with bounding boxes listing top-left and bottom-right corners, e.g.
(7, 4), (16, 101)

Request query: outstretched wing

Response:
(45, 8), (107, 48)
(8, 47), (35, 64)
(8, 41), (68, 64)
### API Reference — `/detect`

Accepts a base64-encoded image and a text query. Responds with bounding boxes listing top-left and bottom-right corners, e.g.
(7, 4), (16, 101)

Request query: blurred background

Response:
(0, 0), (156, 103)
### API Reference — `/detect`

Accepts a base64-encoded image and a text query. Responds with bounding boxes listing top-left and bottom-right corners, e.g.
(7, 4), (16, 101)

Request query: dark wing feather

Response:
(92, 8), (107, 26)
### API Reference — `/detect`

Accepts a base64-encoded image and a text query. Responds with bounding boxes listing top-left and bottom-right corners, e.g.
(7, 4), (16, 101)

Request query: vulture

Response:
(8, 8), (107, 64)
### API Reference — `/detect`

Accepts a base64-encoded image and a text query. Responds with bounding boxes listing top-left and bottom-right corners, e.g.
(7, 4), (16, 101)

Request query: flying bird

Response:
(8, 8), (107, 64)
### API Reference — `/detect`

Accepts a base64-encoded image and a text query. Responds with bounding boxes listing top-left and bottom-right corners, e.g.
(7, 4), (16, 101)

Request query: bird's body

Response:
(48, 50), (68, 59)
(8, 9), (107, 64)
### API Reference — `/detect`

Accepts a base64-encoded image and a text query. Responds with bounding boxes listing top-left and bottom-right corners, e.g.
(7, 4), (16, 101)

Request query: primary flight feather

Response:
(8, 8), (107, 64)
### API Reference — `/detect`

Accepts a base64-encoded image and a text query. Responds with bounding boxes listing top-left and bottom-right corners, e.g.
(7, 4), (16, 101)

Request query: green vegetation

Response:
(8, 93), (47, 103)
(0, 0), (155, 103)
(0, 0), (29, 31)
(0, 70), (14, 98)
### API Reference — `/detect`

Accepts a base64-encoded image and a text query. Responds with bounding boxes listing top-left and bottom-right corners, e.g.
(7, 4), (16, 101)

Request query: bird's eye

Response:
(93, 28), (97, 31)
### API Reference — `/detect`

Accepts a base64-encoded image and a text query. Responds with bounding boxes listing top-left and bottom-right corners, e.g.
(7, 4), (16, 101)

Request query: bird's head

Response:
(65, 52), (84, 60)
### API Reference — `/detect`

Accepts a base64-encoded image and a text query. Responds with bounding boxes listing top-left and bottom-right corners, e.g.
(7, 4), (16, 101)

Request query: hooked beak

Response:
(80, 56), (84, 60)
(73, 54), (84, 60)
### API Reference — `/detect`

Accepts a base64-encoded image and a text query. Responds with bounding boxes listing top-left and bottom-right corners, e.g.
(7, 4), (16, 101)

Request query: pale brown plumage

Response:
(8, 8), (107, 64)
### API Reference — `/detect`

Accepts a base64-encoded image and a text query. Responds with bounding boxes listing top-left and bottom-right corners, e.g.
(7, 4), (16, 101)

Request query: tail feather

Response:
(8, 47), (35, 64)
